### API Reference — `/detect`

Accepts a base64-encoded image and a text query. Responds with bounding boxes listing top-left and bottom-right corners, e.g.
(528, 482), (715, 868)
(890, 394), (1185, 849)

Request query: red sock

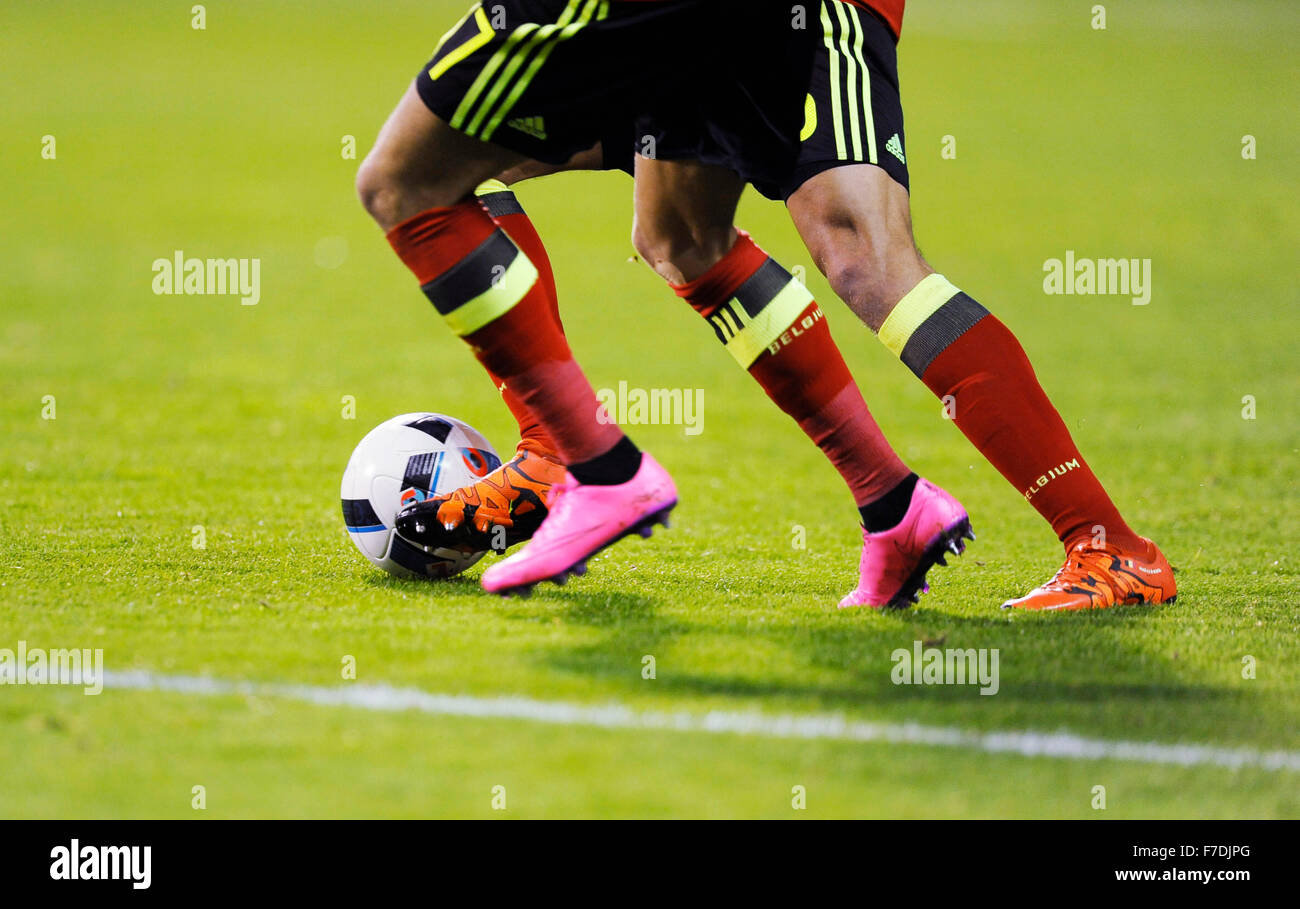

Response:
(880, 274), (1141, 550)
(673, 232), (911, 507)
(386, 200), (622, 465)
(475, 184), (562, 456)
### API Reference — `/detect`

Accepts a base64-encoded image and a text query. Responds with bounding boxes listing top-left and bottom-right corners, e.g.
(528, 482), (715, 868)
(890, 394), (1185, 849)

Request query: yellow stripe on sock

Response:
(878, 273), (961, 357)
(723, 280), (816, 368)
(442, 253), (538, 336)
(474, 179), (509, 196)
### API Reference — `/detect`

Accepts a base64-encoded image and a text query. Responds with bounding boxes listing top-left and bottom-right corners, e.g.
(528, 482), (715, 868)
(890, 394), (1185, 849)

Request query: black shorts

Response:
(605, 0), (908, 199)
(416, 0), (758, 166)
(787, 0), (908, 194)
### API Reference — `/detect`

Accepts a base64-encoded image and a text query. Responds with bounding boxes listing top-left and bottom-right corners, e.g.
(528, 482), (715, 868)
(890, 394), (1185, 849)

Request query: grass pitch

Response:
(1, 1), (1297, 818)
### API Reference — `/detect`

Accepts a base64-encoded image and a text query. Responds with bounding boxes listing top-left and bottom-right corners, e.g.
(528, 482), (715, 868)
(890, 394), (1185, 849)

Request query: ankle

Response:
(859, 473), (919, 532)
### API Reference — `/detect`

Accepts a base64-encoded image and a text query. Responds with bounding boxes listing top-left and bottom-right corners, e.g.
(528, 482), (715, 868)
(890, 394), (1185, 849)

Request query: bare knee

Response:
(802, 226), (928, 331)
(355, 155), (406, 228)
(787, 165), (936, 331)
(630, 217), (735, 285)
(358, 152), (463, 230)
(824, 246), (916, 329)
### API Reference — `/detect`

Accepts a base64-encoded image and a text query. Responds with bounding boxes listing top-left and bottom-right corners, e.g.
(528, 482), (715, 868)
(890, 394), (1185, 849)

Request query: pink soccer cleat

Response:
(839, 478), (974, 609)
(479, 453), (677, 596)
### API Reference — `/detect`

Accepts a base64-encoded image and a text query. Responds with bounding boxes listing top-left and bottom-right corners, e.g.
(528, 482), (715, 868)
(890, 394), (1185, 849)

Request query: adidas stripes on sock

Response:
(672, 231), (913, 514)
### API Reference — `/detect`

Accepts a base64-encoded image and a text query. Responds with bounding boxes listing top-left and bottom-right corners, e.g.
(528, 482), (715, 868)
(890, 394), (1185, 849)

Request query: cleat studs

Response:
(947, 539), (961, 555)
(936, 554), (947, 566)
(572, 562), (588, 576)
(638, 524), (653, 538)
(964, 528), (976, 541)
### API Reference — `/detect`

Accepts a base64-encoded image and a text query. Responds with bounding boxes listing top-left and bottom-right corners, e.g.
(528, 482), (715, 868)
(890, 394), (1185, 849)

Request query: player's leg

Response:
(356, 44), (673, 592)
(357, 83), (625, 471)
(632, 155), (971, 608)
(409, 179), (569, 552)
(394, 136), (633, 556)
(376, 0), (724, 593)
(783, 1), (1173, 610)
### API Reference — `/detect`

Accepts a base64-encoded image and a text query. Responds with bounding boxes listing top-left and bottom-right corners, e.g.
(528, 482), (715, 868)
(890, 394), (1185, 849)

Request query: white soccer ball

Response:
(340, 412), (502, 579)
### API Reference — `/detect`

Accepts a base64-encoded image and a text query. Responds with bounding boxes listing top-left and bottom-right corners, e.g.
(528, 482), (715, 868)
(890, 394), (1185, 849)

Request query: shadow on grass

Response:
(523, 580), (1281, 743)
(349, 545), (1290, 744)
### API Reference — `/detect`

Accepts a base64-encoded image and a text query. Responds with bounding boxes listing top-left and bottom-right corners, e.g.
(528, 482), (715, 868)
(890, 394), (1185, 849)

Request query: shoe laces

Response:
(428, 460), (512, 530)
(1041, 543), (1115, 591)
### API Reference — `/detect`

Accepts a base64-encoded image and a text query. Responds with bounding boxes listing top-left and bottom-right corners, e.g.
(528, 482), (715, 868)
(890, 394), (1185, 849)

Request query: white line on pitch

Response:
(101, 670), (1300, 773)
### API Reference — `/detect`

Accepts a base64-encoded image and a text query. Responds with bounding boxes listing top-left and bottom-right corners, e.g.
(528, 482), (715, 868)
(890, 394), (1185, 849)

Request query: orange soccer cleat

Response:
(1002, 537), (1177, 611)
(395, 439), (567, 554)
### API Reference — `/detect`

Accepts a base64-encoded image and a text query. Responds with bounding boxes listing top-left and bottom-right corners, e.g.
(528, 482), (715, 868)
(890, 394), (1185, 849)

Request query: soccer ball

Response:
(340, 412), (502, 579)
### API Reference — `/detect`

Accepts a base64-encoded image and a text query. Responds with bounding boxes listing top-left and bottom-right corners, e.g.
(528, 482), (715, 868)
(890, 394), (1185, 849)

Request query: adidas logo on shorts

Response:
(507, 116), (547, 140)
(885, 133), (906, 164)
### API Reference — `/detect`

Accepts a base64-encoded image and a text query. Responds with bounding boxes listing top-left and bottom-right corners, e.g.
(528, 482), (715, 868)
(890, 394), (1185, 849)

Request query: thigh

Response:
(787, 162), (916, 252)
(363, 82), (524, 223)
(633, 157), (745, 239)
(786, 162), (930, 328)
(632, 156), (746, 282)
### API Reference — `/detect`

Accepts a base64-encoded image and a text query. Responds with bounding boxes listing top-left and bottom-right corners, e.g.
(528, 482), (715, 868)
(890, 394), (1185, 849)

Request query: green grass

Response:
(1, 0), (1297, 818)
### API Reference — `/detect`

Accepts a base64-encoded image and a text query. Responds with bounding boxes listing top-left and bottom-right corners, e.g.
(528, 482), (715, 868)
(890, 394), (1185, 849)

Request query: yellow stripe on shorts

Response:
(482, 0), (608, 140)
(845, 2), (878, 164)
(428, 6), (495, 82)
(450, 21), (542, 132)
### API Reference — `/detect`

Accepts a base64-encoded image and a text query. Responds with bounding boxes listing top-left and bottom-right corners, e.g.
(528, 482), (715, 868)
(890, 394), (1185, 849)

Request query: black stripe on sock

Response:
(899, 292), (989, 377)
(418, 230), (519, 316)
(479, 190), (526, 219)
(732, 258), (791, 318)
